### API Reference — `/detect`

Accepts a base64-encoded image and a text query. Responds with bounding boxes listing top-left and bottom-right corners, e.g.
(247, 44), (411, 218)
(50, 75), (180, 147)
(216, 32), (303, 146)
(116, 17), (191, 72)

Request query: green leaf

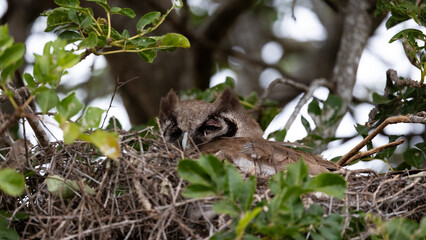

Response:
(0, 218), (20, 240)
(386, 13), (410, 29)
(0, 25), (14, 53)
(182, 184), (216, 198)
(160, 33), (191, 49)
(0, 168), (25, 197)
(36, 87), (60, 114)
(415, 142), (426, 154)
(137, 50), (158, 63)
(0, 43), (25, 70)
(68, 9), (92, 28)
(235, 207), (262, 239)
(372, 92), (392, 104)
(285, 160), (308, 186)
(57, 92), (83, 119)
(81, 130), (121, 160)
(54, 0), (80, 8)
(80, 107), (104, 129)
(300, 115), (311, 133)
(226, 163), (243, 202)
(213, 200), (240, 217)
(239, 176), (256, 211)
(23, 73), (36, 89)
(384, 217), (419, 239)
(308, 99), (321, 116)
(354, 124), (370, 136)
(58, 31), (82, 43)
(198, 155), (226, 190)
(403, 148), (425, 168)
(62, 121), (80, 144)
(136, 11), (161, 31)
(79, 32), (97, 48)
(46, 174), (95, 198)
(111, 7), (136, 18)
(177, 159), (211, 186)
(324, 94), (342, 109)
(389, 28), (425, 43)
(45, 8), (71, 32)
(267, 128), (287, 141)
(307, 173), (346, 199)
(86, 0), (110, 11)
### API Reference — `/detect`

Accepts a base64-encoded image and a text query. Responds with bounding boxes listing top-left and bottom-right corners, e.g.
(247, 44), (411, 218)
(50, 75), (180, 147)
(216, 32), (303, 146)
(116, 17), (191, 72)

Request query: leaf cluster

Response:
(44, 0), (189, 63)
(376, 0), (426, 83)
(178, 155), (347, 239)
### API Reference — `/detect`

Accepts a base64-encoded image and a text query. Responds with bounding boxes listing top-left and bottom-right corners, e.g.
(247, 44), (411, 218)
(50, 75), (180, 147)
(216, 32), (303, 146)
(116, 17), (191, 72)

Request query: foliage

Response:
(43, 0), (189, 63)
(178, 155), (347, 239)
(0, 0), (188, 200)
(376, 0), (426, 83)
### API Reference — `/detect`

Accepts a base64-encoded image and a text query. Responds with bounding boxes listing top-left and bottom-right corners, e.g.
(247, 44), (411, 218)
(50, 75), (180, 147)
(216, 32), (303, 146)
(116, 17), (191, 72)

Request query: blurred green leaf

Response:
(0, 168), (25, 197)
(80, 130), (121, 160)
(213, 200), (240, 217)
(86, 0), (110, 11)
(54, 0), (80, 8)
(136, 11), (161, 31)
(80, 107), (104, 129)
(285, 160), (308, 186)
(111, 7), (136, 18)
(36, 87), (60, 114)
(58, 31), (81, 43)
(62, 121), (80, 144)
(178, 158), (212, 187)
(160, 33), (190, 49)
(57, 92), (83, 119)
(307, 173), (346, 199)
(45, 7), (71, 32)
(23, 73), (36, 89)
(68, 9), (92, 28)
(137, 50), (157, 63)
(308, 99), (321, 116)
(390, 28), (425, 44)
(0, 43), (25, 70)
(0, 218), (20, 240)
(267, 128), (287, 141)
(79, 32), (97, 48)
(301, 115), (311, 133)
(403, 148), (425, 168)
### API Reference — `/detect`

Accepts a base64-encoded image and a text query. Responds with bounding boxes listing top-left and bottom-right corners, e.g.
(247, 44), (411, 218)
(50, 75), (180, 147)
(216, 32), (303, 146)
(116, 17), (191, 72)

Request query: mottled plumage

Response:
(159, 88), (338, 175)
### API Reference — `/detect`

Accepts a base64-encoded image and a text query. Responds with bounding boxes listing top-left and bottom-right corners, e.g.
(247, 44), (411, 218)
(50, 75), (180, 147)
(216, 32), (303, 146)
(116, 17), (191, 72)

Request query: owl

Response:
(159, 88), (338, 175)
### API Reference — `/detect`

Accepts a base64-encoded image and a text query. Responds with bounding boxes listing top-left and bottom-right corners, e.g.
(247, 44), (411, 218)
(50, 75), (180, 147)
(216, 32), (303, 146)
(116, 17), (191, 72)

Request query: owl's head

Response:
(159, 88), (263, 148)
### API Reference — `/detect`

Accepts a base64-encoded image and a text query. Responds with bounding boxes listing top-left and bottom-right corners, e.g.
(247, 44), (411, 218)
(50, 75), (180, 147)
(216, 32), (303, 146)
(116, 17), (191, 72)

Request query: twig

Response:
(101, 76), (137, 128)
(283, 78), (329, 131)
(255, 77), (309, 110)
(337, 114), (426, 166)
(345, 139), (405, 166)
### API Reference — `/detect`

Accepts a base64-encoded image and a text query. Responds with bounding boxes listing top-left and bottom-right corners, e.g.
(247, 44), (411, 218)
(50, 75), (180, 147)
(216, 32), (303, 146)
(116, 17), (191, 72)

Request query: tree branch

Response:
(337, 113), (426, 166)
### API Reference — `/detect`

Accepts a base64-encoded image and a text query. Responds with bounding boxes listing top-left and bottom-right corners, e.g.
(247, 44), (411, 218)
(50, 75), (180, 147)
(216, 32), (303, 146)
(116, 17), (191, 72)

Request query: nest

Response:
(1, 128), (425, 239)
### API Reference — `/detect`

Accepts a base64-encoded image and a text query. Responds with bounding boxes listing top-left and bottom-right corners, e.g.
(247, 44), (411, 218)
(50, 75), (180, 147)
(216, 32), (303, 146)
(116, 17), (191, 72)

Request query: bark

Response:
(313, 0), (376, 153)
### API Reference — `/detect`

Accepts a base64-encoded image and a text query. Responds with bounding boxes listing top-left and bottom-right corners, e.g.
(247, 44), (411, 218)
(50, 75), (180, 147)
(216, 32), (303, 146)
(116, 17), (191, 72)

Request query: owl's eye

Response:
(201, 118), (221, 133)
(166, 126), (182, 141)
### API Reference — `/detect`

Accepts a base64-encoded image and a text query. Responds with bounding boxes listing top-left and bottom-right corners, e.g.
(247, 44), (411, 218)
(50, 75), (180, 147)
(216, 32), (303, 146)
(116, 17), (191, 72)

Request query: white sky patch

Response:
(0, 0), (7, 19)
(259, 68), (282, 89)
(261, 41), (284, 64)
(273, 6), (327, 42)
(210, 69), (237, 87)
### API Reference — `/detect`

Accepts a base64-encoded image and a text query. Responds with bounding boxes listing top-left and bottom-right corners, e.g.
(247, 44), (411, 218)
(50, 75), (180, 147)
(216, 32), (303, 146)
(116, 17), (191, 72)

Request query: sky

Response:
(0, 0), (424, 172)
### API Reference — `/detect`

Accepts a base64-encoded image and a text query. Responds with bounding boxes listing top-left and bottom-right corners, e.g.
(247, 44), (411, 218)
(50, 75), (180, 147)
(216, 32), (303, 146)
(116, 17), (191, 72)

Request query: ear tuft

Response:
(214, 88), (241, 112)
(159, 89), (179, 122)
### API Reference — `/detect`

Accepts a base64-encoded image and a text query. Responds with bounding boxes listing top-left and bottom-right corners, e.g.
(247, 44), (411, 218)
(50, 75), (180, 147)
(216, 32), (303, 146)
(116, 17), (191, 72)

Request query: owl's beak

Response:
(182, 132), (189, 150)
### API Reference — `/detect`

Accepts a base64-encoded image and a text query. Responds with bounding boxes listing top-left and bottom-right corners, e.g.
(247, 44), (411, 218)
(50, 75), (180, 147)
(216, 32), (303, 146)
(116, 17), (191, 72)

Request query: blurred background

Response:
(1, 0), (424, 171)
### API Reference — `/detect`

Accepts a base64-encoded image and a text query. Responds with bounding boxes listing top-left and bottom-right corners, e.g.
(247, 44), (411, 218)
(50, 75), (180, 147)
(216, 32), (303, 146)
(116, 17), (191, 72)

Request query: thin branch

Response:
(345, 139), (405, 166)
(337, 113), (426, 166)
(283, 78), (329, 131)
(254, 77), (309, 110)
(101, 76), (138, 128)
